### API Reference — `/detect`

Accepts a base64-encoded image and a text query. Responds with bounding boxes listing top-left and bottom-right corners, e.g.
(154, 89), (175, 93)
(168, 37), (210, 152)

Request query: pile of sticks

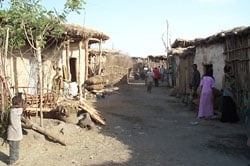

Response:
(21, 98), (106, 146)
(78, 100), (106, 125)
(24, 93), (58, 108)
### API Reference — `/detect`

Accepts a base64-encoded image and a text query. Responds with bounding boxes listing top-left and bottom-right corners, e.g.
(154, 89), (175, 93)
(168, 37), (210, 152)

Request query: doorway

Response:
(70, 58), (77, 82)
(203, 64), (213, 77)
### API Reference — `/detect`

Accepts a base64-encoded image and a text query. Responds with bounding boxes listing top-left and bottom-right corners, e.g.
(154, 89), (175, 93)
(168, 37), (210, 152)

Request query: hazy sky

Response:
(43, 0), (250, 57)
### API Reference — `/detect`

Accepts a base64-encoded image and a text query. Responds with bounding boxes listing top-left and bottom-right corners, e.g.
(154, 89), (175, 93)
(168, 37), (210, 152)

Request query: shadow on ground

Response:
(0, 150), (9, 164)
(93, 83), (250, 166)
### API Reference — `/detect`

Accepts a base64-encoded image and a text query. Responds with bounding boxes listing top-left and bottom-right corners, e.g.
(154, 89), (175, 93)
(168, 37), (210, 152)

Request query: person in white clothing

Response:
(7, 95), (24, 165)
(146, 69), (154, 93)
(159, 65), (165, 82)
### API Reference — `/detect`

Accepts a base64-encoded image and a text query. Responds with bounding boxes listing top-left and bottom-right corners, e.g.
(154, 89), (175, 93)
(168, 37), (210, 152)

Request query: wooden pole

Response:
(66, 40), (71, 81)
(1, 28), (10, 114)
(5, 28), (10, 106)
(84, 39), (89, 81)
(78, 41), (83, 98)
(36, 37), (43, 127)
(1, 82), (4, 116)
(4, 28), (9, 81)
(98, 39), (103, 75)
(166, 19), (169, 57)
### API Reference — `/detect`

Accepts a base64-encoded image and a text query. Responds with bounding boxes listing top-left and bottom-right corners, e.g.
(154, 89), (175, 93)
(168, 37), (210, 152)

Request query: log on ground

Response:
(21, 117), (67, 146)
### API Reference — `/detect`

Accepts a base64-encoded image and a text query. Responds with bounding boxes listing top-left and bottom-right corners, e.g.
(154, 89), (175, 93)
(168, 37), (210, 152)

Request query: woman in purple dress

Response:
(198, 68), (215, 118)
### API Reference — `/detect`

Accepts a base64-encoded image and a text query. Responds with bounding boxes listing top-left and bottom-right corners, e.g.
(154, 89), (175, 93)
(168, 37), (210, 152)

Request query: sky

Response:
(42, 0), (250, 57)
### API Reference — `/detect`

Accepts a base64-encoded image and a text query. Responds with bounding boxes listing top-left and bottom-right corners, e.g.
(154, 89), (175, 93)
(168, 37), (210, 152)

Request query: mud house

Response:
(88, 48), (109, 77)
(194, 26), (250, 112)
(4, 24), (109, 96)
(147, 55), (168, 69)
(170, 39), (196, 96)
(88, 49), (132, 85)
(194, 34), (226, 90)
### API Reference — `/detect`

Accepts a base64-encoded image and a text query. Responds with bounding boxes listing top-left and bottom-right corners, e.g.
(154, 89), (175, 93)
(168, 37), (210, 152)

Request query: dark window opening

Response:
(70, 58), (77, 82)
(203, 64), (213, 78)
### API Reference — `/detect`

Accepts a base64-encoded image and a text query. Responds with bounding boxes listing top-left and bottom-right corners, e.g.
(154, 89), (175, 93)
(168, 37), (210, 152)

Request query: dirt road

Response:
(0, 83), (250, 166)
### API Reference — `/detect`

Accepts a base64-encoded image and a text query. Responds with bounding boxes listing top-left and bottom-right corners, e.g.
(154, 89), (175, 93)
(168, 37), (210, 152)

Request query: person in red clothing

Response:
(153, 67), (160, 87)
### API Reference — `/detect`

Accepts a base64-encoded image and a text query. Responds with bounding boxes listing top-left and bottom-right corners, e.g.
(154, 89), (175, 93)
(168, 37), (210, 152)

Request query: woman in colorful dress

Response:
(198, 68), (215, 119)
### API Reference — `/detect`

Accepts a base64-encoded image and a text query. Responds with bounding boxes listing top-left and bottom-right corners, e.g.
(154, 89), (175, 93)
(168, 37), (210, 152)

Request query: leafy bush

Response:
(0, 108), (10, 145)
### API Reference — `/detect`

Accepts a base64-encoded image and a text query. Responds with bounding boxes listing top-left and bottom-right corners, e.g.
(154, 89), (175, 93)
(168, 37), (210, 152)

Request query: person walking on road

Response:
(153, 67), (160, 87)
(145, 69), (154, 93)
(160, 65), (165, 82)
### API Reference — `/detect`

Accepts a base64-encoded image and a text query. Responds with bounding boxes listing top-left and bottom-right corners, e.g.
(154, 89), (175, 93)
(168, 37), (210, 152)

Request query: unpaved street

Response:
(0, 83), (250, 166)
(98, 84), (250, 166)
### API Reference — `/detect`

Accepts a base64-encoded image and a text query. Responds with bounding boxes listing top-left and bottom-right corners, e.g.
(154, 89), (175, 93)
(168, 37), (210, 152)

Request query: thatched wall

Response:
(224, 32), (250, 112)
(147, 55), (167, 70)
(88, 49), (133, 85)
(171, 46), (195, 94)
(104, 53), (133, 84)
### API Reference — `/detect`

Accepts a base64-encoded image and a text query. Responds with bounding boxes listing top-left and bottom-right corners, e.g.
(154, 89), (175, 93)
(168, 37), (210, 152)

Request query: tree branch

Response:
(22, 23), (37, 51)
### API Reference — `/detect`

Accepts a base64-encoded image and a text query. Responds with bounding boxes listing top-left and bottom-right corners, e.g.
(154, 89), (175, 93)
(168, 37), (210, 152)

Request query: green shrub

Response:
(0, 108), (10, 145)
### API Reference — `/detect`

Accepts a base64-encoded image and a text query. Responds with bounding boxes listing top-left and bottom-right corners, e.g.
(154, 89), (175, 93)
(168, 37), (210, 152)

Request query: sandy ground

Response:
(0, 82), (250, 166)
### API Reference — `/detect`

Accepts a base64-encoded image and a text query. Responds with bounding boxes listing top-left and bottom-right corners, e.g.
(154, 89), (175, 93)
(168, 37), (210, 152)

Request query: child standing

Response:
(146, 69), (154, 93)
(7, 96), (24, 165)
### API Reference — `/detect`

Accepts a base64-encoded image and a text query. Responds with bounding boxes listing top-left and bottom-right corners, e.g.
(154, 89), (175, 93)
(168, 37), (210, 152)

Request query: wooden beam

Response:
(98, 39), (103, 75)
(78, 41), (83, 98)
(78, 100), (106, 125)
(25, 107), (52, 112)
(84, 39), (89, 81)
(36, 37), (43, 127)
(88, 38), (100, 42)
(66, 40), (71, 81)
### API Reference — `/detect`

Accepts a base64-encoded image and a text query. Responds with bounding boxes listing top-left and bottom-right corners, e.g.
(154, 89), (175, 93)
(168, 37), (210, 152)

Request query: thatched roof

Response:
(147, 55), (168, 60)
(171, 26), (250, 48)
(63, 24), (110, 42)
(195, 26), (250, 46)
(171, 38), (196, 48)
(169, 46), (195, 59)
(89, 48), (120, 56)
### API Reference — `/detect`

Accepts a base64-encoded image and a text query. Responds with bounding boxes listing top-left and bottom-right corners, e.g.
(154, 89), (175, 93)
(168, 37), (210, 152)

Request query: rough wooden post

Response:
(1, 28), (10, 114)
(36, 37), (43, 127)
(66, 40), (71, 81)
(1, 82), (4, 116)
(84, 39), (89, 81)
(78, 41), (83, 98)
(98, 39), (103, 75)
